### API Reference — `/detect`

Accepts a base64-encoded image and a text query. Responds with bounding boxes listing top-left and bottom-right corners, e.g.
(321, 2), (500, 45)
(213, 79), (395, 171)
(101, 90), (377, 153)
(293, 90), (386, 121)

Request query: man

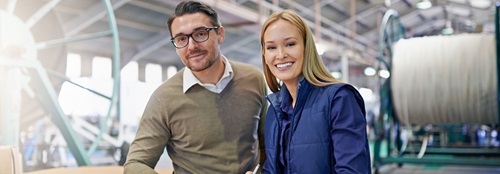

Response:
(124, 1), (267, 174)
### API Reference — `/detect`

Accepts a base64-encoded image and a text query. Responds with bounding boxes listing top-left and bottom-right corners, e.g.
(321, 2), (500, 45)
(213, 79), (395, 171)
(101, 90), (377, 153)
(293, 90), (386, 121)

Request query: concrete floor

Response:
(378, 164), (500, 174)
(155, 150), (500, 174)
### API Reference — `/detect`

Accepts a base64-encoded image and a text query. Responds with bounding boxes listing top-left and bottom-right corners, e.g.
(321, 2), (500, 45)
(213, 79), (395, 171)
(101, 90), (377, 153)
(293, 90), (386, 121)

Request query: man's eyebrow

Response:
(173, 26), (207, 38)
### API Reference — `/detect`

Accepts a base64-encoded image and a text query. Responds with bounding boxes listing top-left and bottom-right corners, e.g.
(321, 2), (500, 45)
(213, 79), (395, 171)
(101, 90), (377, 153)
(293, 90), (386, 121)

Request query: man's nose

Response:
(187, 36), (199, 50)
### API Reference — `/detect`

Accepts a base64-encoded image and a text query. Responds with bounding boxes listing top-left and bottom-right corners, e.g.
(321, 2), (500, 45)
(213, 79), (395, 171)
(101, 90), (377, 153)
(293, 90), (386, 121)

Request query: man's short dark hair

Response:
(167, 1), (220, 37)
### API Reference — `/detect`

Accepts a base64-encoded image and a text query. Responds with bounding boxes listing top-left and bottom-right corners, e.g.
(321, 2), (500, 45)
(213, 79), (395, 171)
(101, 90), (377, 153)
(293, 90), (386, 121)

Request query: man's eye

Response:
(196, 31), (206, 37)
(177, 37), (186, 42)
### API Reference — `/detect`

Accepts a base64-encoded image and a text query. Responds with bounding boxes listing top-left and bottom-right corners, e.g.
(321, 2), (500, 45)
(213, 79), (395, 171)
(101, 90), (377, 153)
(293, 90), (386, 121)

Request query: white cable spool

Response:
(391, 34), (498, 125)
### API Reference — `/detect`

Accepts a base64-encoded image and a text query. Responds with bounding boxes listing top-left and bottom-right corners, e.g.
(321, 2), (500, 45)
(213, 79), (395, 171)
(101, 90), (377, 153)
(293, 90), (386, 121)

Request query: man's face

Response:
(170, 13), (224, 72)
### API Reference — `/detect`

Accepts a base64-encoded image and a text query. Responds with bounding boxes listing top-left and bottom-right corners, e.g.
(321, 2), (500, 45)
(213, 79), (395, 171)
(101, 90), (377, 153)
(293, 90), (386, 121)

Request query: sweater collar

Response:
(182, 57), (234, 93)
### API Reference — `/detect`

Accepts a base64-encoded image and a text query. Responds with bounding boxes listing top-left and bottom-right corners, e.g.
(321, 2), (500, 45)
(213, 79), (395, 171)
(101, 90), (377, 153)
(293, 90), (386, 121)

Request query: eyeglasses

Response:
(170, 26), (219, 49)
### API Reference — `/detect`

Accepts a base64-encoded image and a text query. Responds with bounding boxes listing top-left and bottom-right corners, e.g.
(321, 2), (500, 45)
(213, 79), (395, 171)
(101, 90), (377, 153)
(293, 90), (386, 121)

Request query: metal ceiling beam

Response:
(361, 5), (449, 42)
(54, 5), (163, 33)
(25, 0), (61, 28)
(162, 0), (267, 24)
(279, 0), (376, 55)
(283, 0), (371, 43)
(227, 47), (258, 59)
(106, 18), (163, 33)
(129, 0), (175, 15)
(326, 0), (349, 16)
(401, 0), (413, 8)
(412, 19), (446, 35)
(360, 0), (418, 35)
(119, 0), (268, 66)
(64, 0), (131, 36)
(304, 0), (332, 9)
(222, 33), (259, 54)
(340, 5), (381, 28)
(121, 32), (171, 68)
(361, 7), (423, 39)
(306, 0), (374, 30)
(446, 1), (491, 10)
(147, 0), (265, 34)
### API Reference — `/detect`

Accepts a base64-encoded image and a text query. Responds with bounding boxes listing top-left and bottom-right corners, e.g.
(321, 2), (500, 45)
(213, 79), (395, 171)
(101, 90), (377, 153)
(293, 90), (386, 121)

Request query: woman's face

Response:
(263, 19), (304, 86)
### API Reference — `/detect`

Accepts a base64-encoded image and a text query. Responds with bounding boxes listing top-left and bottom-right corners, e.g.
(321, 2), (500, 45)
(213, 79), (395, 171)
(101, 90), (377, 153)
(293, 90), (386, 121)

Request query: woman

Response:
(260, 10), (371, 173)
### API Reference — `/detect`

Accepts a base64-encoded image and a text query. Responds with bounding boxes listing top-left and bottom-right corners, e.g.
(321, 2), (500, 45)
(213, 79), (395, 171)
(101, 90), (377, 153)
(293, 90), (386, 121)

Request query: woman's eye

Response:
(286, 42), (296, 47)
(266, 46), (276, 50)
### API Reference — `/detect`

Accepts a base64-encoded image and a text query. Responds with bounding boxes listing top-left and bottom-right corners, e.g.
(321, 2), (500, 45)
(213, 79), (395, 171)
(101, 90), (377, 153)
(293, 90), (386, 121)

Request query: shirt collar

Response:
(183, 57), (234, 93)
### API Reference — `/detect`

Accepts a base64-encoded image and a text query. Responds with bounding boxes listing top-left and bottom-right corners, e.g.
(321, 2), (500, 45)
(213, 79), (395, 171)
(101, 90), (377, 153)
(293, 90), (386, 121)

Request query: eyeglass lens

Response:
(173, 29), (210, 48)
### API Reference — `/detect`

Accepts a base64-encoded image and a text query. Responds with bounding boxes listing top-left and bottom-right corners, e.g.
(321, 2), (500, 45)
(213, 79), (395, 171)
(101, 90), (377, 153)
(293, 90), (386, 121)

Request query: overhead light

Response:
(385, 0), (391, 7)
(416, 0), (432, 10)
(364, 67), (376, 76)
(378, 70), (390, 79)
(331, 71), (342, 79)
(470, 0), (491, 9)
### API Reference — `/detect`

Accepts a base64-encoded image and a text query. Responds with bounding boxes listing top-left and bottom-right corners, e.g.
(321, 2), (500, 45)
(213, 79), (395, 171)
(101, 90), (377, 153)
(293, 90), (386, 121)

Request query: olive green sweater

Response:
(124, 61), (267, 174)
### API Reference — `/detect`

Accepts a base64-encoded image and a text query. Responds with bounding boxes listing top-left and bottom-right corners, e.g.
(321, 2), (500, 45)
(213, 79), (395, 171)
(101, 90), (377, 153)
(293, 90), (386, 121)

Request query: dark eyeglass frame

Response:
(170, 26), (219, 49)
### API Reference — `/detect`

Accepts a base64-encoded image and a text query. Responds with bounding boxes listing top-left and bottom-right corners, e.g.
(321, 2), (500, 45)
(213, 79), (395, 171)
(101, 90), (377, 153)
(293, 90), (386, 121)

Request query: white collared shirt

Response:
(183, 57), (234, 93)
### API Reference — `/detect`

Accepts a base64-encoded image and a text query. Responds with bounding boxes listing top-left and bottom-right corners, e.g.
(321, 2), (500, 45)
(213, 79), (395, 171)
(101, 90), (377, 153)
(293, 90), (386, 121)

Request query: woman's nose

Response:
(276, 48), (286, 60)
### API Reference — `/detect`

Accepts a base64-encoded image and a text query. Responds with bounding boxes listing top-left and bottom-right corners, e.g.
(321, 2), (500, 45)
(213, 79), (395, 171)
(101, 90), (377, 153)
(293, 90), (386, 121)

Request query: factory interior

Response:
(0, 0), (499, 173)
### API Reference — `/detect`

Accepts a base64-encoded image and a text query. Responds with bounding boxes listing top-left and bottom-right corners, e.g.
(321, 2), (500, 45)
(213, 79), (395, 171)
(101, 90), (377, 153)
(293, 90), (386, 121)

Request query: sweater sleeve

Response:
(258, 89), (268, 167)
(124, 94), (171, 174)
(257, 72), (268, 170)
(329, 86), (371, 174)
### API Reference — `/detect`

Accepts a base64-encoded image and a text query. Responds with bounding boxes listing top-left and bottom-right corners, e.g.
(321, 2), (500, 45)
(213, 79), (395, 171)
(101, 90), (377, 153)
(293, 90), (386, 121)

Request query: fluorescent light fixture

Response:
(378, 70), (390, 78)
(331, 71), (342, 79)
(470, 0), (491, 9)
(364, 67), (376, 76)
(416, 0), (432, 10)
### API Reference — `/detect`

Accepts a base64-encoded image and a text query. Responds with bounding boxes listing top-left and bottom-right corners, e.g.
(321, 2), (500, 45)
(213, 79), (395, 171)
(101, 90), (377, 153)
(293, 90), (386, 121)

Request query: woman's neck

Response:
(284, 80), (298, 109)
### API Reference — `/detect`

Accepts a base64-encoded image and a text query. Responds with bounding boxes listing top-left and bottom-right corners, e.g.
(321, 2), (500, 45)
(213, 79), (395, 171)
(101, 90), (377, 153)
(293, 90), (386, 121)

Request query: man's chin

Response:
(188, 65), (209, 72)
(188, 61), (215, 72)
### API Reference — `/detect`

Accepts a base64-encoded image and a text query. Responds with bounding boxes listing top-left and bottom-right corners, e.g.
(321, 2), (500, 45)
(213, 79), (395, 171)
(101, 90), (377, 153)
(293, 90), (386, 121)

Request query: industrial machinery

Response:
(0, 0), (123, 171)
(372, 6), (500, 173)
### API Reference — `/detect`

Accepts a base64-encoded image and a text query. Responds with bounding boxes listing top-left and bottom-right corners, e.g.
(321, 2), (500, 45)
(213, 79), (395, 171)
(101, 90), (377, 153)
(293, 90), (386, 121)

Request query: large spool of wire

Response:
(391, 34), (498, 125)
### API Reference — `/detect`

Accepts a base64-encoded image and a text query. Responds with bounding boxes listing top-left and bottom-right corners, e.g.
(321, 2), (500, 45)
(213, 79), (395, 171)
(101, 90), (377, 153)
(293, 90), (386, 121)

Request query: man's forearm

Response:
(123, 161), (159, 174)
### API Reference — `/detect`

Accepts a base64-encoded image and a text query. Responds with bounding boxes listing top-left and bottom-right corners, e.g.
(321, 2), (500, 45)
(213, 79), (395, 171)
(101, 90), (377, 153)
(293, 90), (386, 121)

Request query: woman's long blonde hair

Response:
(260, 9), (342, 92)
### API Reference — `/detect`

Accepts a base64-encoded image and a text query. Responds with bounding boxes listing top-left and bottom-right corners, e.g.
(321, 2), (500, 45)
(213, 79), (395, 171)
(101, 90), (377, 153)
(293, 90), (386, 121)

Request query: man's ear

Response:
(217, 26), (225, 44)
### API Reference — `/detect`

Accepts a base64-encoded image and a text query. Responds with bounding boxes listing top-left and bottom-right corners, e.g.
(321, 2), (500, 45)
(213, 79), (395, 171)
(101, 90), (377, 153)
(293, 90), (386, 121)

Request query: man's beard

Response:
(188, 58), (215, 72)
(186, 49), (218, 72)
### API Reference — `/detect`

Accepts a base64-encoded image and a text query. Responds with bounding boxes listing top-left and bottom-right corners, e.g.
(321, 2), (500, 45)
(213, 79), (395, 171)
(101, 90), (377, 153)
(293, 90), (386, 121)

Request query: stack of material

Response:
(391, 34), (498, 125)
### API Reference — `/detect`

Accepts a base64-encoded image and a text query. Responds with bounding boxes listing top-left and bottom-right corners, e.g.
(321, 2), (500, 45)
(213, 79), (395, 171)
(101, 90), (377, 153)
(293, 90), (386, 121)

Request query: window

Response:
(145, 63), (162, 84)
(92, 56), (112, 79)
(66, 53), (81, 78)
(121, 61), (138, 82)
